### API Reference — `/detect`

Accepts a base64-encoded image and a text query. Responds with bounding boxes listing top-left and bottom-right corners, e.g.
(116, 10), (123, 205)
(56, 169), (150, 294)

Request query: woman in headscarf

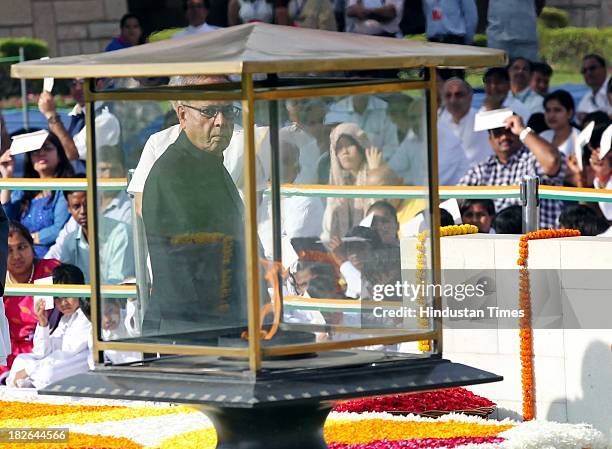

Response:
(321, 123), (399, 241)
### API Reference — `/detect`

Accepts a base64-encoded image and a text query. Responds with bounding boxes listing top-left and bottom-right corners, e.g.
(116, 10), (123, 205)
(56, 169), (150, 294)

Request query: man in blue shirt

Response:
(486, 0), (545, 61)
(423, 0), (478, 44)
(52, 178), (134, 285)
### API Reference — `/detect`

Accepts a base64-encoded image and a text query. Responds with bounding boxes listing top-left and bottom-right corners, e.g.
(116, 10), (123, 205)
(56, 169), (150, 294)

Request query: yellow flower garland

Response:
(416, 225), (479, 351)
(0, 404), (197, 429)
(157, 418), (513, 449)
(0, 432), (144, 449)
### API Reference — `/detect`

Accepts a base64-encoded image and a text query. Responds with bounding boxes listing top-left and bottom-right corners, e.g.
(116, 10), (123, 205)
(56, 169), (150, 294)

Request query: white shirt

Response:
(345, 0), (403, 35)
(539, 127), (580, 158)
(510, 87), (544, 116)
(73, 107), (121, 161)
(127, 124), (271, 197)
(258, 193), (325, 260)
(325, 96), (399, 157)
(101, 314), (141, 365)
(238, 0), (274, 23)
(281, 125), (320, 184)
(594, 176), (612, 221)
(479, 95), (531, 124)
(7, 308), (91, 389)
(396, 121), (470, 187)
(577, 76), (612, 115)
(172, 22), (220, 39)
(440, 108), (493, 166)
(340, 261), (362, 299)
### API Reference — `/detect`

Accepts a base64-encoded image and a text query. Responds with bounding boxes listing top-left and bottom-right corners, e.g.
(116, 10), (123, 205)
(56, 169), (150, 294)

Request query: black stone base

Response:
(194, 403), (333, 449)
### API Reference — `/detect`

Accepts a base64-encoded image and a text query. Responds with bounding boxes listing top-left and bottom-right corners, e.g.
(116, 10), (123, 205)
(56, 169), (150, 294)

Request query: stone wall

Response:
(548, 0), (612, 28)
(0, 0), (128, 56)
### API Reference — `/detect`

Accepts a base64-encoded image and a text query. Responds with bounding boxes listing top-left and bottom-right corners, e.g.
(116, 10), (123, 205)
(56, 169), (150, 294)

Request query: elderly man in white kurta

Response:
(440, 78), (493, 166)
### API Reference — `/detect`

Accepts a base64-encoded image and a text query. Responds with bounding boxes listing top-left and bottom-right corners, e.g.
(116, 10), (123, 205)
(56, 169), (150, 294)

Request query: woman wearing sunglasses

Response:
(0, 132), (74, 258)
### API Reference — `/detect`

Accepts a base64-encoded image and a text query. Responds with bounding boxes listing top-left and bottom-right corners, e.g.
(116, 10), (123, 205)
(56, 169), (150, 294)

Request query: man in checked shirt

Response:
(458, 114), (565, 229)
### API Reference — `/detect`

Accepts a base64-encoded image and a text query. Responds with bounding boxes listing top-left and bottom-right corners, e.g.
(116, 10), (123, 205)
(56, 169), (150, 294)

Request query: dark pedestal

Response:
(196, 403), (332, 449)
(40, 352), (502, 449)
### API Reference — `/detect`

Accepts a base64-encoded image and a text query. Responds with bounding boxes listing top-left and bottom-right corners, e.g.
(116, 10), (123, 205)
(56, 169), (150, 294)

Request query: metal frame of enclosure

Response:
(11, 23), (506, 373)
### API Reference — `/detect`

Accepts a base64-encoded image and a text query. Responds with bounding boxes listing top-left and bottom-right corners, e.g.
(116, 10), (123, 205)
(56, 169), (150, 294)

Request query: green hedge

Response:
(540, 27), (612, 72)
(0, 37), (48, 60)
(0, 37), (49, 100)
(538, 6), (570, 29)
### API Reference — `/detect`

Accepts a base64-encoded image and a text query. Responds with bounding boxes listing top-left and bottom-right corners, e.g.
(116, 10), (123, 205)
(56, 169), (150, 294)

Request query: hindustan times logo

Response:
(371, 282), (486, 302)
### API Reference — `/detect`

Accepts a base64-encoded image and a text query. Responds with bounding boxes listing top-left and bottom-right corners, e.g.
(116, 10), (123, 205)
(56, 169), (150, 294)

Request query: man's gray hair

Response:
(443, 77), (473, 95)
(168, 75), (230, 110)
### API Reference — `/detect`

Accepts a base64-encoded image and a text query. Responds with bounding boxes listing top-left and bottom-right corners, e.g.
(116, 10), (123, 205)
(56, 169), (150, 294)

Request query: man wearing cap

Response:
(458, 113), (565, 229)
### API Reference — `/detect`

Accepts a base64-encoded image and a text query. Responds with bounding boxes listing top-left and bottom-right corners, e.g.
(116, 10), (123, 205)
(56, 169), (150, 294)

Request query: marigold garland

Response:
(324, 419), (512, 444)
(416, 225), (479, 351)
(158, 417), (512, 449)
(0, 432), (144, 449)
(0, 400), (122, 421)
(516, 228), (580, 421)
(0, 403), (197, 429)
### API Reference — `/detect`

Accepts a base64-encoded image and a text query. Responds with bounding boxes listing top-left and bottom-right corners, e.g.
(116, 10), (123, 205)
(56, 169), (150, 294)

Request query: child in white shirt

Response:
(7, 264), (91, 389)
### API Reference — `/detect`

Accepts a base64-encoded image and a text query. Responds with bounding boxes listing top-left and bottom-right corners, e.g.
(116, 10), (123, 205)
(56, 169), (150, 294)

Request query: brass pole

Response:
(425, 68), (443, 355)
(84, 79), (103, 364)
(242, 73), (262, 372)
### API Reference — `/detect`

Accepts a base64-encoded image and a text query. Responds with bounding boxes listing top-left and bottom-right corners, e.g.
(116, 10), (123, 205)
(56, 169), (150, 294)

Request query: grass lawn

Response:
(466, 69), (583, 90)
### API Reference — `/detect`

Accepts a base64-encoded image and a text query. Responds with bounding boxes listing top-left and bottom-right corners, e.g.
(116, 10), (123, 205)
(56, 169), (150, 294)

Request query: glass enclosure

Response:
(90, 76), (440, 368)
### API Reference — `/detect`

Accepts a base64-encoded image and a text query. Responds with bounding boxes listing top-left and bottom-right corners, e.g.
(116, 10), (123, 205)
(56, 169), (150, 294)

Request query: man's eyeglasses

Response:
(181, 103), (240, 120)
(186, 2), (205, 9)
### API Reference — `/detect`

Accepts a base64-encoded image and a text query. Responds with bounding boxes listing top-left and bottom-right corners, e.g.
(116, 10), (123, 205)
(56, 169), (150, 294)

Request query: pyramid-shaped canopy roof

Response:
(12, 23), (505, 79)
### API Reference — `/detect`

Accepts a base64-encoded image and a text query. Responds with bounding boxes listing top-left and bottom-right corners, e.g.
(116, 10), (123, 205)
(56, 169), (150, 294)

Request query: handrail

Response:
(4, 283), (137, 298)
(277, 184), (612, 203)
(0, 177), (127, 191)
(2, 178), (611, 202)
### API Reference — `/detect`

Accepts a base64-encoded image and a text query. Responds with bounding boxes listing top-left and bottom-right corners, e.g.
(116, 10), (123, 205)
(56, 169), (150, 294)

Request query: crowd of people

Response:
(104, 0), (544, 58)
(0, 2), (610, 387)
